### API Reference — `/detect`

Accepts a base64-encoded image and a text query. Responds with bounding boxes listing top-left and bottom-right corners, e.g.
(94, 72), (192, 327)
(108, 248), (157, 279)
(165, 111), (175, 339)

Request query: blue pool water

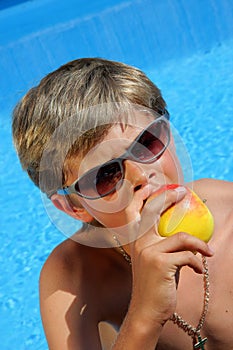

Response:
(0, 1), (233, 349)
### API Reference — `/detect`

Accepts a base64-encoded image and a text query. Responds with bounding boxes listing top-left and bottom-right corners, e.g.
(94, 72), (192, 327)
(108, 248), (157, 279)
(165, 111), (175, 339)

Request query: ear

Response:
(50, 194), (94, 223)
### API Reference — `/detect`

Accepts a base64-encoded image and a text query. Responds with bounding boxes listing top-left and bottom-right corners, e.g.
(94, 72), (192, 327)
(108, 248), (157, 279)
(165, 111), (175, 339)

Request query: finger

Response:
(145, 185), (188, 214)
(132, 187), (187, 244)
(168, 250), (205, 274)
(155, 232), (214, 257)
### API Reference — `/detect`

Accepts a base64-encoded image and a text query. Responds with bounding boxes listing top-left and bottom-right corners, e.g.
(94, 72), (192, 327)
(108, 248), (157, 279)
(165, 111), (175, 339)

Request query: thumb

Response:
(133, 186), (187, 243)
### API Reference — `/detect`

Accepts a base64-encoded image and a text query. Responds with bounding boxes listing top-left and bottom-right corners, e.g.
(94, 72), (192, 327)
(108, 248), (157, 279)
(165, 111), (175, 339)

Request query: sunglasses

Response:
(57, 110), (170, 200)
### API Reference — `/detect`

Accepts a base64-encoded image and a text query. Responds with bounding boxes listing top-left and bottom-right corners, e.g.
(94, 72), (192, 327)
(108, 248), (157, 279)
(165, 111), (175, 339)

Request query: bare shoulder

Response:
(39, 238), (83, 297)
(40, 237), (110, 294)
(192, 178), (233, 192)
(192, 178), (233, 204)
(39, 234), (119, 299)
(192, 178), (233, 233)
(39, 238), (112, 349)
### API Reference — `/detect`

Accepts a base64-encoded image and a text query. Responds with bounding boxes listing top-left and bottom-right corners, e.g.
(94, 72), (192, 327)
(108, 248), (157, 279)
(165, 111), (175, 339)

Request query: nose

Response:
(124, 160), (151, 192)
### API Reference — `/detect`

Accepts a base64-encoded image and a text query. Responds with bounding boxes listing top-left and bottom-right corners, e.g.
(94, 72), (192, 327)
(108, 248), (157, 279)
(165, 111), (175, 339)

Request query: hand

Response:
(128, 187), (214, 327)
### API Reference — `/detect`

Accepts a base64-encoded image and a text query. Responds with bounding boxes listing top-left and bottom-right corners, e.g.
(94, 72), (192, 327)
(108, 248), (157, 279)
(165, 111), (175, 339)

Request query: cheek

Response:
(81, 191), (139, 229)
(79, 178), (135, 224)
(160, 147), (184, 184)
(84, 203), (130, 228)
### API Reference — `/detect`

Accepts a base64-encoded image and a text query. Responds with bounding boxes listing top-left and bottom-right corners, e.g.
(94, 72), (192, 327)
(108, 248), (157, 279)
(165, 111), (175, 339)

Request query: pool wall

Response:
(1, 0), (233, 112)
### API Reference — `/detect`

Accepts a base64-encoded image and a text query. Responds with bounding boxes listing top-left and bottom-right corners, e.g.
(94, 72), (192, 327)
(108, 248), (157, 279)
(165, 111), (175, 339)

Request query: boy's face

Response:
(65, 112), (183, 232)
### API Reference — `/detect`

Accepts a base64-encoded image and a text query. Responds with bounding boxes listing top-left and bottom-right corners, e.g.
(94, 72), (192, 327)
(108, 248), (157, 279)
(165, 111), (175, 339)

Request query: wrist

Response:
(114, 306), (164, 349)
(129, 292), (170, 328)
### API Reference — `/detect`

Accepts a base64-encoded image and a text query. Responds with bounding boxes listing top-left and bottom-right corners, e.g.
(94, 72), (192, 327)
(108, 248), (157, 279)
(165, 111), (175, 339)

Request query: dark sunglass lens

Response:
(75, 162), (123, 198)
(131, 120), (168, 161)
(95, 162), (122, 196)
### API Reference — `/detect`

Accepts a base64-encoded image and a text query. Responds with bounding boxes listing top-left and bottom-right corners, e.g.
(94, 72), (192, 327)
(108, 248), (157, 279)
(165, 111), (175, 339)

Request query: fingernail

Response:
(173, 186), (187, 200)
(174, 186), (187, 194)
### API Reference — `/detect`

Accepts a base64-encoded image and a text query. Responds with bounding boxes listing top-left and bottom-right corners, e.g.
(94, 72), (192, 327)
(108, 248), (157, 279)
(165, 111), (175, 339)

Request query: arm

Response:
(112, 187), (214, 349)
(112, 309), (162, 349)
(39, 244), (102, 350)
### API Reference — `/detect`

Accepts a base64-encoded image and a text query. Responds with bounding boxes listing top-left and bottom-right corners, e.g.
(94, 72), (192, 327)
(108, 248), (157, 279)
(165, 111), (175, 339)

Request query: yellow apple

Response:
(149, 184), (214, 242)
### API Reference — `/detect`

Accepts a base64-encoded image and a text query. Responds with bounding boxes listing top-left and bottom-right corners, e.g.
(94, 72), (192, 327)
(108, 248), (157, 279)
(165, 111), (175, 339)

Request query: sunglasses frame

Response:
(57, 109), (170, 200)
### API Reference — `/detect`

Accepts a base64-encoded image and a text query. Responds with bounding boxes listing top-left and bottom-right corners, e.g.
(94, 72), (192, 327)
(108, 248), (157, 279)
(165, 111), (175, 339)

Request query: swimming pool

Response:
(0, 0), (233, 349)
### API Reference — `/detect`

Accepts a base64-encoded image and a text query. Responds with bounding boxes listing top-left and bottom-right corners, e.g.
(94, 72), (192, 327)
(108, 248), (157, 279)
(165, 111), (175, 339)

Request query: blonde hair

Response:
(12, 58), (166, 196)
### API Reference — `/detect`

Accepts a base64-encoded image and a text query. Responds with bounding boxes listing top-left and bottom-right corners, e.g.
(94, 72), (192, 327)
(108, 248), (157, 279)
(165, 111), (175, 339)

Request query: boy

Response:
(12, 58), (233, 349)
